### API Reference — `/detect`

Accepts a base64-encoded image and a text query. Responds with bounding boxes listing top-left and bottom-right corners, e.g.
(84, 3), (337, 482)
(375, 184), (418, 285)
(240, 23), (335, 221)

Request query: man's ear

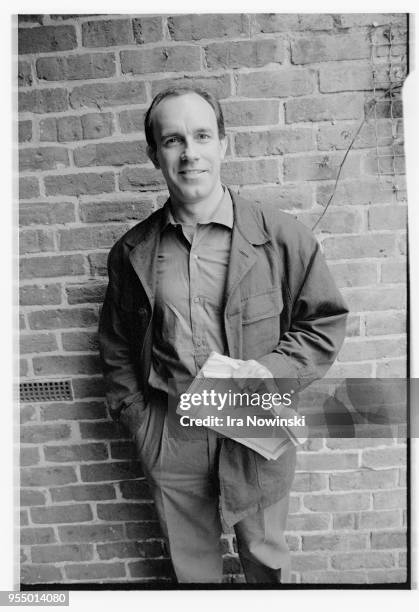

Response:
(219, 137), (228, 160)
(147, 145), (160, 169)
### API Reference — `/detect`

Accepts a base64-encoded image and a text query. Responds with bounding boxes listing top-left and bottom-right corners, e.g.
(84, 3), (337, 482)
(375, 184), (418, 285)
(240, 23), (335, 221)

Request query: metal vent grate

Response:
(20, 380), (73, 403)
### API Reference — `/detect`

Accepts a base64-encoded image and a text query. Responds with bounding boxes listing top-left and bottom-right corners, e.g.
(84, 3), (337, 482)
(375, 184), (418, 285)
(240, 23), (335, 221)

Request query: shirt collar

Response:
(162, 186), (234, 231)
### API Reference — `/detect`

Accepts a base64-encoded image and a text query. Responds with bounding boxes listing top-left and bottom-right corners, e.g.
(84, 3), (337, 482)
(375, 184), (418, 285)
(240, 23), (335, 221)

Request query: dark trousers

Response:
(134, 391), (292, 584)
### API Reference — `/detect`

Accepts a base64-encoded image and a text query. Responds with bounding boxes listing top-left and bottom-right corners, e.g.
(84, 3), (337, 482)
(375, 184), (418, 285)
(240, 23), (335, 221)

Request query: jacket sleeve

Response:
(258, 228), (348, 390)
(98, 244), (146, 433)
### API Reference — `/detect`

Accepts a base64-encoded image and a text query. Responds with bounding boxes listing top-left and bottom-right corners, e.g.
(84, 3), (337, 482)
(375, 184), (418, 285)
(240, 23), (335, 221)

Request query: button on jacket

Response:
(98, 188), (349, 525)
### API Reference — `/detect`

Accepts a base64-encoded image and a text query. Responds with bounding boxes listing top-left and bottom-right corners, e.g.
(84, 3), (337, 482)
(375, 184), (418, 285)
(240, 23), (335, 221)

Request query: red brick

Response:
(287, 513), (330, 532)
(97, 502), (156, 522)
(28, 307), (97, 330)
(20, 509), (29, 526)
(221, 159), (278, 185)
(74, 141), (147, 167)
(19, 177), (40, 199)
(33, 354), (101, 376)
(126, 522), (163, 540)
(304, 492), (370, 512)
(20, 332), (58, 354)
(341, 286), (406, 312)
(119, 166), (166, 191)
(44, 171), (115, 196)
(297, 453), (358, 471)
(284, 151), (360, 181)
(62, 331), (99, 352)
(22, 466), (77, 488)
(292, 473), (327, 492)
(319, 61), (373, 93)
(285, 94), (364, 123)
(70, 81), (146, 109)
(119, 109), (146, 134)
(20, 359), (29, 377)
(380, 261), (406, 284)
(339, 14), (407, 27)
(205, 39), (284, 70)
(19, 88), (68, 113)
(21, 423), (71, 444)
(40, 401), (106, 421)
(20, 405), (37, 425)
(19, 229), (55, 254)
(371, 531), (407, 549)
(64, 562), (126, 580)
(79, 198), (153, 223)
(72, 376), (104, 399)
(36, 53), (116, 81)
(132, 17), (163, 44)
(327, 261), (377, 288)
(373, 489), (407, 510)
(237, 69), (314, 98)
(297, 209), (363, 234)
(19, 120), (32, 142)
(20, 488), (46, 506)
(59, 225), (129, 251)
(81, 113), (114, 140)
(235, 128), (314, 157)
(59, 524), (124, 543)
(31, 503), (93, 524)
(253, 14), (334, 33)
(238, 184), (313, 210)
(302, 534), (367, 551)
(20, 447), (40, 466)
(322, 233), (396, 259)
(368, 205), (407, 230)
(121, 46), (201, 75)
(317, 120), (391, 151)
(21, 564), (62, 584)
(39, 117), (58, 141)
(51, 484), (116, 503)
(291, 554), (328, 572)
(365, 312), (405, 336)
(332, 512), (356, 530)
(221, 100), (279, 128)
(291, 33), (371, 64)
(326, 438), (394, 450)
(151, 75), (231, 99)
(330, 469), (399, 491)
(97, 540), (165, 560)
(19, 25), (77, 54)
(362, 447), (406, 469)
(81, 461), (143, 483)
(55, 116), (82, 141)
(168, 14), (249, 40)
(119, 480), (153, 500)
(331, 551), (395, 570)
(45, 443), (108, 463)
(18, 60), (33, 86)
(19, 284), (62, 306)
(21, 527), (56, 546)
(20, 314), (26, 330)
(338, 337), (406, 362)
(82, 19), (133, 47)
(65, 282), (107, 305)
(32, 543), (93, 564)
(79, 421), (121, 440)
(19, 202), (75, 226)
(128, 559), (173, 578)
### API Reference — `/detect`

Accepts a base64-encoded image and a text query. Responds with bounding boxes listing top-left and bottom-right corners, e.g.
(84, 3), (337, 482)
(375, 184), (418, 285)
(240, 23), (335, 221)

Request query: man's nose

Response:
(181, 138), (199, 160)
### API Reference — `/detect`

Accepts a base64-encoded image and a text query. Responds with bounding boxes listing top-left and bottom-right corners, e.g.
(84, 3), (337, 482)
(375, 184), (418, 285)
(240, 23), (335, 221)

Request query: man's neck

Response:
(169, 184), (225, 225)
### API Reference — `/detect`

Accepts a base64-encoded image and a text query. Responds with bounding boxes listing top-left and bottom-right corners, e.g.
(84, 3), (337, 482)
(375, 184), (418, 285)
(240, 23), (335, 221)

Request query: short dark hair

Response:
(144, 86), (225, 151)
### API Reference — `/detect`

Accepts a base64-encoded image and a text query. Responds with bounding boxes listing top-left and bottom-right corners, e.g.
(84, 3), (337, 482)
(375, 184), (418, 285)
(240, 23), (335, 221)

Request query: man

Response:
(98, 86), (348, 584)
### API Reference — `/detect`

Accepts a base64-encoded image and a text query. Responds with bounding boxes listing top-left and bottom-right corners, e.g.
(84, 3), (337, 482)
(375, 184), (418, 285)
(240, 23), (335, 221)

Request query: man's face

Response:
(147, 93), (227, 206)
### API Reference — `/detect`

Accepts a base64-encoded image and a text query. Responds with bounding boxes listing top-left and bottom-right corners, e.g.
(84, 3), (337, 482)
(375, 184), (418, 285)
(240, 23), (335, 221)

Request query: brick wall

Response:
(18, 13), (408, 585)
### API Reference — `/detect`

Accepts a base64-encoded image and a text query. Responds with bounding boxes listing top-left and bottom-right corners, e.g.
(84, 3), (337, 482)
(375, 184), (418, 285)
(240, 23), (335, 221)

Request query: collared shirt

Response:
(148, 187), (233, 395)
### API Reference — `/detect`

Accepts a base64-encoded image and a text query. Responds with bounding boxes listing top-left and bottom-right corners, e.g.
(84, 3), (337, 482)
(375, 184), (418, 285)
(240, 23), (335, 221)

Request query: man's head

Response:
(144, 87), (227, 207)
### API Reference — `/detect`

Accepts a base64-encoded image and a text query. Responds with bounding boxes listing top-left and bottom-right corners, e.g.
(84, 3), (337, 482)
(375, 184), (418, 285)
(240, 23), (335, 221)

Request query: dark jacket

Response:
(98, 189), (348, 525)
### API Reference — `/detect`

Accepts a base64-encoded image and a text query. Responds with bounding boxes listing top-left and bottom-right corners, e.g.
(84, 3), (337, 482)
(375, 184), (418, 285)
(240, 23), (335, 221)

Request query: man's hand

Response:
(232, 359), (273, 393)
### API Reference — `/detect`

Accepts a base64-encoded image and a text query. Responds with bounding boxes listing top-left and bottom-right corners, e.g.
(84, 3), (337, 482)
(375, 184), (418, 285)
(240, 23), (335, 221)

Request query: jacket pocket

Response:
(241, 288), (282, 359)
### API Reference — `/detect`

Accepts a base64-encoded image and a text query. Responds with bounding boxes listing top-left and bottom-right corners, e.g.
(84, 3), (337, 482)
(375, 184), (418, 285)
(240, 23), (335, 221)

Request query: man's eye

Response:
(197, 133), (210, 140)
(164, 137), (181, 145)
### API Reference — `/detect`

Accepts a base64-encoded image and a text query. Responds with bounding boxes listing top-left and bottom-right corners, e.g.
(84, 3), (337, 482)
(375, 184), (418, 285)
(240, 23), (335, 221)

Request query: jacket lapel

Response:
(128, 210), (164, 308)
